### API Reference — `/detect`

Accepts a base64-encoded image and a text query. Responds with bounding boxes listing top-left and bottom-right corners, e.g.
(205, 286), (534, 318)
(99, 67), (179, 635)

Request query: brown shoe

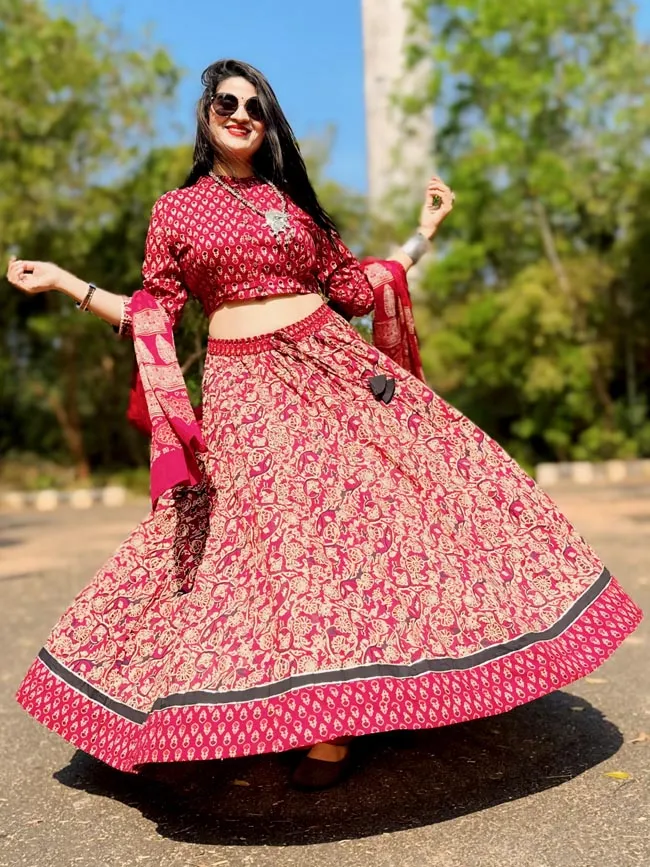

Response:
(290, 748), (352, 791)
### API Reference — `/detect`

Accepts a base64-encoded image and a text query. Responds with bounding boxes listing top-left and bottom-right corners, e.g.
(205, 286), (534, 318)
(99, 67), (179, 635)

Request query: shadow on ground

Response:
(53, 690), (622, 846)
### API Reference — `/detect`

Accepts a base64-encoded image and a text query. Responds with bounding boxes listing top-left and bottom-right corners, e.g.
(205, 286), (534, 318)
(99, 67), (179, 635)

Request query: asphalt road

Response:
(1, 485), (648, 867)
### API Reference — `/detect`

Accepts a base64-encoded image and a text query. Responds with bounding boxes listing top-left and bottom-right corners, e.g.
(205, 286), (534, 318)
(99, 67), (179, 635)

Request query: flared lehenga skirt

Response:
(17, 303), (642, 772)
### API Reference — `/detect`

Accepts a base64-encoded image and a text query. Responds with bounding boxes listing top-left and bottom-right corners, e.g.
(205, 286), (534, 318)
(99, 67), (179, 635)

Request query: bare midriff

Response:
(207, 292), (325, 339)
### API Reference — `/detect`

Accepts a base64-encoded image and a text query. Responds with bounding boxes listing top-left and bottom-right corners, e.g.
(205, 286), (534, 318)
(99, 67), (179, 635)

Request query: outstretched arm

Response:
(7, 197), (188, 336)
(7, 257), (124, 325)
(389, 175), (455, 273)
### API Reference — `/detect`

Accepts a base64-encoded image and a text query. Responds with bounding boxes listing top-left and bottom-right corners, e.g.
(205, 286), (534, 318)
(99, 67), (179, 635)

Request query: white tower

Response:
(361, 0), (434, 210)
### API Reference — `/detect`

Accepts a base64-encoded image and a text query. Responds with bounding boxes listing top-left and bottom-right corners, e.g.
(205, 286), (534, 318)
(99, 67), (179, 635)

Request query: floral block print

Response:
(16, 305), (642, 772)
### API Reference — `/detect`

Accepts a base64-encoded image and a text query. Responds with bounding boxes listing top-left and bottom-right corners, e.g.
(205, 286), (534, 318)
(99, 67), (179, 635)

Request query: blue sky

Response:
(83, 0), (650, 193)
(86, 0), (368, 190)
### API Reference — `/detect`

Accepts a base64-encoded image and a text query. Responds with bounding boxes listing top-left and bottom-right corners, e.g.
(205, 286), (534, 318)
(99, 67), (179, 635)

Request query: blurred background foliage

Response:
(407, 0), (650, 467)
(1, 0), (650, 489)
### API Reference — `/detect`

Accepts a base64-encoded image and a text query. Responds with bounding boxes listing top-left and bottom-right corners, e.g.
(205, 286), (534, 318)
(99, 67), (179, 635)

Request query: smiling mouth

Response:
(225, 125), (250, 138)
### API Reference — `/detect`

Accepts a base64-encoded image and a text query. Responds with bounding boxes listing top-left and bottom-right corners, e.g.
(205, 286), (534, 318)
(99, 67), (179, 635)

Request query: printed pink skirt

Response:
(17, 304), (642, 772)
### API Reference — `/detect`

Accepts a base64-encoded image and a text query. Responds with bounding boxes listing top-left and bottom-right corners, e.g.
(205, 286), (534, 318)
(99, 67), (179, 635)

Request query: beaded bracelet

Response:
(112, 296), (132, 337)
(75, 282), (97, 312)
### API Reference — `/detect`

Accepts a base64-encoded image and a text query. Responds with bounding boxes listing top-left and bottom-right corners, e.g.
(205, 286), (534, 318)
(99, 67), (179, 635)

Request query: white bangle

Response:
(401, 231), (429, 264)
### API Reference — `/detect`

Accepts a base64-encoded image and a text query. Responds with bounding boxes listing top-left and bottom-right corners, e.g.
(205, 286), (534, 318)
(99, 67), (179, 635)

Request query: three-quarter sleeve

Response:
(119, 197), (188, 337)
(314, 227), (374, 318)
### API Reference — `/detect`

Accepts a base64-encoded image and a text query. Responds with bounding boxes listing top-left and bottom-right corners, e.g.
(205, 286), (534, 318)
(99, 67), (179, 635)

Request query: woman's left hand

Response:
(418, 176), (455, 240)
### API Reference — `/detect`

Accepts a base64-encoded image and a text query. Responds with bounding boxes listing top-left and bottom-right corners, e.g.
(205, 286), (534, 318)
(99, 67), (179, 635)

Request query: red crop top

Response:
(122, 173), (374, 330)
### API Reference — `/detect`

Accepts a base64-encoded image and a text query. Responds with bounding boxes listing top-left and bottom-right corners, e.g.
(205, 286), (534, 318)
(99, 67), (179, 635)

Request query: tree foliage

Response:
(407, 0), (650, 465)
(0, 0), (180, 478)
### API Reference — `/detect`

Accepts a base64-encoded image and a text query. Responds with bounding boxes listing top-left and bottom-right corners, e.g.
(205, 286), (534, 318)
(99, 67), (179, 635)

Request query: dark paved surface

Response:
(1, 487), (648, 867)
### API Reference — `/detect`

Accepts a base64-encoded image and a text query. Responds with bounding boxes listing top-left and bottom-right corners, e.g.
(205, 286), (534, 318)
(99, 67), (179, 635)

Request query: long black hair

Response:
(182, 59), (337, 238)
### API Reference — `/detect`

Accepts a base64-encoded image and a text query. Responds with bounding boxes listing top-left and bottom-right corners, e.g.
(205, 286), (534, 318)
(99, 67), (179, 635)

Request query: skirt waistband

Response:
(207, 302), (334, 357)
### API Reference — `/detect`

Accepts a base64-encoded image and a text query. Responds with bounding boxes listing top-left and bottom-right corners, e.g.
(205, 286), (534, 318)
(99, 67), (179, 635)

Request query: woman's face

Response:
(209, 76), (266, 167)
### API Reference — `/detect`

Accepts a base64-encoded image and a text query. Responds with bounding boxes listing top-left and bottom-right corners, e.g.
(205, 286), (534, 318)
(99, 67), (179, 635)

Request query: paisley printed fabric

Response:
(365, 258), (425, 381)
(130, 291), (205, 504)
(16, 304), (642, 772)
(126, 259), (422, 504)
(117, 173), (424, 503)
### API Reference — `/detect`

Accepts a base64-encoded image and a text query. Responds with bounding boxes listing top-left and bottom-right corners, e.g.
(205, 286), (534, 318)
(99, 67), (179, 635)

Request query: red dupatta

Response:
(127, 259), (424, 504)
(363, 258), (425, 383)
(129, 291), (206, 505)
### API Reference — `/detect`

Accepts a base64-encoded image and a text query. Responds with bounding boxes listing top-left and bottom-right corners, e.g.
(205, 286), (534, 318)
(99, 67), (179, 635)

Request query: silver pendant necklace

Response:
(208, 171), (291, 241)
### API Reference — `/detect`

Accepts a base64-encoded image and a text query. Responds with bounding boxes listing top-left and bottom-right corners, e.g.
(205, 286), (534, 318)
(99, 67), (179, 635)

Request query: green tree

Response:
(0, 0), (180, 477)
(407, 0), (650, 464)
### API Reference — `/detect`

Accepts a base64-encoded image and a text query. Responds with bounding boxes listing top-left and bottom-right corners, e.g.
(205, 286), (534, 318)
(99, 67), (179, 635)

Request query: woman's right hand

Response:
(6, 257), (66, 295)
(7, 257), (125, 327)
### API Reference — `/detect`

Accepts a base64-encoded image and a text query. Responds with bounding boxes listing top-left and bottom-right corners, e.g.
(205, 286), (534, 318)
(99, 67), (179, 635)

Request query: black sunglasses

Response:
(212, 92), (263, 123)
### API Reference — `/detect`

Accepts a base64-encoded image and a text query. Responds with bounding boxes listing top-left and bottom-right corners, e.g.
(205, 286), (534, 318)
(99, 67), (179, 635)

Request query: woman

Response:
(9, 59), (642, 792)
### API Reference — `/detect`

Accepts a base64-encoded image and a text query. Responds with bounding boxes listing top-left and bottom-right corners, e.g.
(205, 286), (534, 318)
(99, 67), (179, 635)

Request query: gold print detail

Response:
(134, 338), (156, 365)
(382, 285), (396, 318)
(155, 334), (177, 364)
(364, 262), (392, 289)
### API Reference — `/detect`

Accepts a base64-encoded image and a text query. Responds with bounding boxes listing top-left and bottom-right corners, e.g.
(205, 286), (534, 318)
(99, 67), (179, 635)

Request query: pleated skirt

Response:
(16, 303), (642, 772)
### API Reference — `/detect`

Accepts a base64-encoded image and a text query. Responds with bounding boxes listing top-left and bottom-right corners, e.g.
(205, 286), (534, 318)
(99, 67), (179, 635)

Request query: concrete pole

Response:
(361, 0), (434, 211)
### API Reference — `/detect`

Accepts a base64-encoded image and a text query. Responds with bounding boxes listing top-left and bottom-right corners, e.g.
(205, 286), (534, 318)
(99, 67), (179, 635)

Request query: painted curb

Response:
(535, 459), (650, 488)
(4, 463), (648, 510)
(0, 486), (128, 512)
